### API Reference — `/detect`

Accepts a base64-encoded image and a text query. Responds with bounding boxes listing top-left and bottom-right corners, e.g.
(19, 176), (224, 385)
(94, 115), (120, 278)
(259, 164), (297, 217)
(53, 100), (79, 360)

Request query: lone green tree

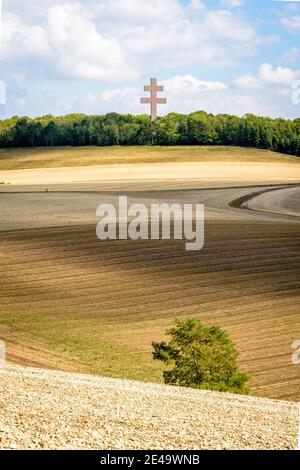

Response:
(152, 318), (249, 394)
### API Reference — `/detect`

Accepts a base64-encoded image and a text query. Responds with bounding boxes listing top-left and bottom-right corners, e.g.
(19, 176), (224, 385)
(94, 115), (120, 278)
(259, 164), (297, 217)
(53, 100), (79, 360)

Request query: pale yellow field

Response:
(1, 161), (300, 193)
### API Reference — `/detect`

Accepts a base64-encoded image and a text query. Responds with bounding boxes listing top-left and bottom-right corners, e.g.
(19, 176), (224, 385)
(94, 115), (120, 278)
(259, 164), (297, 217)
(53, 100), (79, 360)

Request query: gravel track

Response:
(1, 185), (299, 232)
(0, 365), (298, 450)
(244, 186), (300, 218)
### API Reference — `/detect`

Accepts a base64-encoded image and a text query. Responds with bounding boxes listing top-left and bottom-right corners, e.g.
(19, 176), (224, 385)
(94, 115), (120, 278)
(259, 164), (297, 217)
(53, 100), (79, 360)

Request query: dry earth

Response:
(0, 161), (300, 192)
(244, 186), (300, 218)
(0, 187), (299, 400)
(0, 365), (298, 450)
(1, 185), (299, 231)
(0, 148), (299, 454)
(0, 149), (300, 408)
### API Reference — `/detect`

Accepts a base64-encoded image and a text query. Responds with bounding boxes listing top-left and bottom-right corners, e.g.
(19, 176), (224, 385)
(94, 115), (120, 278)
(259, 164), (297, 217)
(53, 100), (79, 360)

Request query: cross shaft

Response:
(140, 78), (167, 122)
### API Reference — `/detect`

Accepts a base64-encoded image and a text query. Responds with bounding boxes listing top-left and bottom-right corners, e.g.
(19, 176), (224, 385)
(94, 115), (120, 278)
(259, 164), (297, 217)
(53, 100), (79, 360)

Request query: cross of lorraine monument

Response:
(140, 78), (167, 122)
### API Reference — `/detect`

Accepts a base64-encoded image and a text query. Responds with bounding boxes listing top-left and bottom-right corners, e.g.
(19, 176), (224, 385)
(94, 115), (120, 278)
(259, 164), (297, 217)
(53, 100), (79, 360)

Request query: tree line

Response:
(0, 111), (299, 156)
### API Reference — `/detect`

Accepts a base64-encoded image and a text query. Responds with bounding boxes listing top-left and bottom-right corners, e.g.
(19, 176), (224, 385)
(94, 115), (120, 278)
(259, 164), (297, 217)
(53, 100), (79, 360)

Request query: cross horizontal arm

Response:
(140, 98), (152, 104)
(156, 98), (167, 104)
(144, 85), (164, 92)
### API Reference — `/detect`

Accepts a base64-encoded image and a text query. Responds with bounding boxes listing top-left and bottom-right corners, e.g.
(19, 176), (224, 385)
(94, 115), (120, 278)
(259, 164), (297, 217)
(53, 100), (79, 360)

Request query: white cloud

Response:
(259, 63), (299, 85)
(99, 74), (271, 117)
(232, 63), (300, 92)
(221, 0), (245, 9)
(2, 0), (265, 82)
(95, 0), (184, 25)
(100, 74), (227, 111)
(0, 80), (6, 104)
(13, 96), (26, 107)
(47, 4), (137, 82)
(5, 70), (298, 119)
(98, 75), (278, 116)
(162, 74), (228, 93)
(2, 3), (138, 82)
(280, 47), (300, 65)
(99, 75), (227, 116)
(281, 15), (300, 32)
(277, 88), (292, 98)
(13, 72), (27, 83)
(2, 1), (298, 120)
(188, 0), (205, 12)
(204, 10), (256, 42)
(2, 12), (50, 57)
(102, 86), (139, 103)
(231, 74), (263, 90)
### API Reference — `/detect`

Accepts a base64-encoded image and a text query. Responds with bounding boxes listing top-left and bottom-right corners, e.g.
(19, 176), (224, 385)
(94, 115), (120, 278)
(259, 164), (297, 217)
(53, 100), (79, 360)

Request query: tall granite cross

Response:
(140, 78), (167, 122)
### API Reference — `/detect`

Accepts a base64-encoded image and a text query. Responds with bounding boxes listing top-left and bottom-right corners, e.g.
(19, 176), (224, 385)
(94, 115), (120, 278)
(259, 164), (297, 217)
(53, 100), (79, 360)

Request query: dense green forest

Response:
(0, 111), (299, 156)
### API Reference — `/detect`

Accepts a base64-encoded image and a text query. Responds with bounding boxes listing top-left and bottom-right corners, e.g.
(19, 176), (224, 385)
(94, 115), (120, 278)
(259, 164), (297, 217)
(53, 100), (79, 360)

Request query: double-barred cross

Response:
(140, 78), (167, 122)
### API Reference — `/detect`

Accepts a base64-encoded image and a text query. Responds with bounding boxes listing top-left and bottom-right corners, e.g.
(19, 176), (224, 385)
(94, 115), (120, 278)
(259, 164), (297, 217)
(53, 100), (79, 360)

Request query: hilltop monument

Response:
(140, 78), (167, 122)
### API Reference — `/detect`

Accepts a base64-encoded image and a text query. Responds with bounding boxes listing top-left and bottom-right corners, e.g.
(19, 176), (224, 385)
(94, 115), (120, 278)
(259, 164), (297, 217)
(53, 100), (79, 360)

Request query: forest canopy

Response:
(0, 111), (299, 156)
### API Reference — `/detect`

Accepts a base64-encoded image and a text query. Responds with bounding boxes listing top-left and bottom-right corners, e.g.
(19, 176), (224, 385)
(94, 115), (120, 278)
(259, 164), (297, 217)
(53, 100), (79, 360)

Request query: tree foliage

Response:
(0, 111), (299, 156)
(152, 318), (249, 394)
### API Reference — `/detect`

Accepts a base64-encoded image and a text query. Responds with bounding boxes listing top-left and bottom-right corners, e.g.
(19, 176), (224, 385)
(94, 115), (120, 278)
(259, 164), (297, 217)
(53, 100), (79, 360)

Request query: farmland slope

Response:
(0, 365), (298, 450)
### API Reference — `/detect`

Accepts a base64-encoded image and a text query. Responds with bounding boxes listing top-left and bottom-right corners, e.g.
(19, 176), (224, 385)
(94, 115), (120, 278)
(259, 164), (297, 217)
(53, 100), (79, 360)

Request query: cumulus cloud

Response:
(233, 63), (300, 90)
(94, 0), (184, 25)
(203, 10), (256, 42)
(281, 15), (300, 33)
(259, 63), (299, 86)
(0, 81), (6, 104)
(1, 1), (298, 119)
(101, 81), (297, 119)
(188, 0), (205, 12)
(102, 86), (138, 103)
(281, 47), (300, 65)
(162, 74), (227, 93)
(1, 0), (265, 82)
(101, 74), (227, 110)
(2, 12), (50, 57)
(221, 0), (245, 9)
(99, 74), (272, 117)
(2, 3), (138, 82)
(277, 88), (292, 98)
(231, 74), (262, 90)
(3, 70), (298, 120)
(46, 4), (137, 81)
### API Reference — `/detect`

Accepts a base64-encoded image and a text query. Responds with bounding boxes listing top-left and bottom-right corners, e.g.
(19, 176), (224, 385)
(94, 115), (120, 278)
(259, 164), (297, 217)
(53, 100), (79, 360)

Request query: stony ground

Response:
(0, 365), (298, 450)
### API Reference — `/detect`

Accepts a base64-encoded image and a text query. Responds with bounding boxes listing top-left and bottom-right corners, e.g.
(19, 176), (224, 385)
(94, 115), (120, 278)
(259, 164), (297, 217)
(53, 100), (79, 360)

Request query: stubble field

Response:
(1, 145), (298, 171)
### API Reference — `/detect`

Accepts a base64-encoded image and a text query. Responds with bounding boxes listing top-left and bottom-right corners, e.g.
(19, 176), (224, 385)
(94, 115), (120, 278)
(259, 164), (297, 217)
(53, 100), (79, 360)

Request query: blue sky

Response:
(0, 0), (300, 119)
